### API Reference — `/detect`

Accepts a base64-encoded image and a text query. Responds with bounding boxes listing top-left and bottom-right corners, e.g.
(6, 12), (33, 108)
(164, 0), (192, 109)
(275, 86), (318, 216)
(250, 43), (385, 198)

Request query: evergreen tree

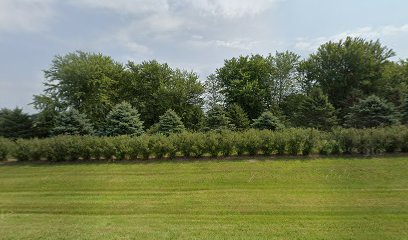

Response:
(227, 103), (250, 131)
(0, 108), (34, 138)
(401, 95), (408, 124)
(104, 102), (144, 136)
(206, 105), (231, 130)
(298, 88), (337, 130)
(251, 111), (284, 130)
(52, 109), (95, 136)
(345, 95), (399, 128)
(157, 109), (186, 135)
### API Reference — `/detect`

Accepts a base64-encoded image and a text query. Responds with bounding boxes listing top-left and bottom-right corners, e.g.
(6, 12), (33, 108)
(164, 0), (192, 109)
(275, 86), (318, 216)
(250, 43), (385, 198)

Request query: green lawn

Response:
(0, 157), (407, 239)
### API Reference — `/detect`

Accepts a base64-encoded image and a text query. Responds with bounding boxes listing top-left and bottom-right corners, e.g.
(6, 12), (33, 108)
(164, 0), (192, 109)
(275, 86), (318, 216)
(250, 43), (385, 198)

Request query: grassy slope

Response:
(0, 157), (407, 240)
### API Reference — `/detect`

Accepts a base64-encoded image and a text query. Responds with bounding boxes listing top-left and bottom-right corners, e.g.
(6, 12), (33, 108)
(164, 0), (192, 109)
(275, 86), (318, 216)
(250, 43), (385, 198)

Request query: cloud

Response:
(69, 0), (281, 18)
(68, 0), (169, 15)
(295, 24), (408, 51)
(183, 0), (281, 18)
(188, 38), (259, 51)
(0, 0), (55, 33)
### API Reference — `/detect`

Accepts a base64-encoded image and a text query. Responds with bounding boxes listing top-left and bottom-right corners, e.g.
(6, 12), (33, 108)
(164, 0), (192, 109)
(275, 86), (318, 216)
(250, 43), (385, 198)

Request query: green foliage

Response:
(205, 105), (231, 131)
(215, 55), (272, 119)
(226, 104), (250, 131)
(298, 88), (337, 130)
(149, 134), (176, 159)
(401, 95), (408, 124)
(267, 51), (302, 105)
(157, 109), (185, 135)
(104, 102), (144, 136)
(345, 95), (399, 128)
(121, 61), (204, 128)
(0, 108), (34, 139)
(0, 137), (13, 160)
(52, 109), (95, 136)
(5, 126), (408, 162)
(378, 61), (408, 107)
(301, 37), (395, 120)
(251, 111), (284, 131)
(35, 51), (124, 125)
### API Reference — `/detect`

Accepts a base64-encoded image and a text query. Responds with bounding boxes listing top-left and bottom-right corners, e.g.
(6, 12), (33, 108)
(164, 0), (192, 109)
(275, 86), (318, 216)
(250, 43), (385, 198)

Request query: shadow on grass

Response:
(1, 153), (408, 167)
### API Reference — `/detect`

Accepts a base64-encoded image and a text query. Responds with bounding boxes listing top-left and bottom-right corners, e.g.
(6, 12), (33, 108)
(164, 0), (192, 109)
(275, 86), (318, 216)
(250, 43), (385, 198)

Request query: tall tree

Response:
(52, 109), (95, 136)
(379, 60), (408, 107)
(34, 51), (125, 126)
(0, 108), (34, 139)
(104, 102), (144, 136)
(301, 37), (395, 120)
(267, 51), (302, 106)
(214, 55), (272, 120)
(120, 60), (204, 128)
(204, 74), (224, 108)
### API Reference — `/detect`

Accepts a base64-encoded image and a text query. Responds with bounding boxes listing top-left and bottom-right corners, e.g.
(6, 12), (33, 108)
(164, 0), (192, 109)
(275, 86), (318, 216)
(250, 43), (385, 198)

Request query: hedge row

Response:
(1, 126), (408, 162)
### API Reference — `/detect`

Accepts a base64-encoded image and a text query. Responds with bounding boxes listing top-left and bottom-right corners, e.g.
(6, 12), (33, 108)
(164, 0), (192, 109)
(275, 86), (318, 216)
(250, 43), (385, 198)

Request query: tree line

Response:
(1, 37), (408, 138)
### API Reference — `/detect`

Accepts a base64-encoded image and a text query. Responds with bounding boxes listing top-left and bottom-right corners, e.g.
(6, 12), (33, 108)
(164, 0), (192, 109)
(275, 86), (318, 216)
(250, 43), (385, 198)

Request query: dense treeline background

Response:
(1, 37), (408, 138)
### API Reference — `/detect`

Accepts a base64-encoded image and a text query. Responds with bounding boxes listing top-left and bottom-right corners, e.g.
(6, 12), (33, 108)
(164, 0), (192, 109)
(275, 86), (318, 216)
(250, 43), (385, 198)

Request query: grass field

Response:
(0, 157), (407, 239)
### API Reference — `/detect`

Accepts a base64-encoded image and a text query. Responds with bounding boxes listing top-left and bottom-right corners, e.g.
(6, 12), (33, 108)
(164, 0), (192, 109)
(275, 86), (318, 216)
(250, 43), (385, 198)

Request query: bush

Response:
(218, 130), (236, 157)
(149, 134), (176, 159)
(4, 126), (408, 162)
(302, 129), (322, 156)
(204, 131), (220, 157)
(259, 130), (277, 156)
(286, 129), (305, 155)
(0, 137), (13, 161)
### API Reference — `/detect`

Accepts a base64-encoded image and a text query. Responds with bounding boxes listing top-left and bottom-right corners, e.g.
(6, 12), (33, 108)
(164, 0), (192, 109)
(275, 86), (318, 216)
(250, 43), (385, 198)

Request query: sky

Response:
(1, 0), (408, 113)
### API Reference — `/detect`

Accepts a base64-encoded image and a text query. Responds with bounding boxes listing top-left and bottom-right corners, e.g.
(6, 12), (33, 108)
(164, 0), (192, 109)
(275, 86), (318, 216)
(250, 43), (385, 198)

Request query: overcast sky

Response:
(1, 0), (408, 113)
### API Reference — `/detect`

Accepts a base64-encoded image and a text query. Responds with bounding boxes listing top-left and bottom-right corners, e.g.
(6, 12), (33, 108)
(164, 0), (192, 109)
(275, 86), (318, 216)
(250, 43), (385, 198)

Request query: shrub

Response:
(113, 136), (132, 160)
(149, 134), (176, 159)
(0, 137), (13, 161)
(286, 129), (305, 155)
(259, 130), (277, 156)
(241, 129), (262, 156)
(275, 131), (287, 155)
(302, 129), (321, 156)
(204, 131), (220, 157)
(218, 130), (236, 157)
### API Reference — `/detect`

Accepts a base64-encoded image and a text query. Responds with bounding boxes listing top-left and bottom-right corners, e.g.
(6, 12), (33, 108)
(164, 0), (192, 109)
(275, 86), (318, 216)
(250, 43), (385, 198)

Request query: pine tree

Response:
(0, 108), (34, 138)
(299, 88), (337, 130)
(52, 109), (95, 135)
(345, 95), (399, 128)
(227, 103), (250, 131)
(251, 111), (284, 130)
(206, 105), (231, 130)
(401, 95), (408, 124)
(157, 109), (186, 135)
(104, 102), (144, 136)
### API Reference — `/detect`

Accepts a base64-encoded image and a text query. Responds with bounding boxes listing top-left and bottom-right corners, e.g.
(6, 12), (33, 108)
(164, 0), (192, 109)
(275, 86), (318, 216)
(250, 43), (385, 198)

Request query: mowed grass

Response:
(0, 157), (407, 240)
